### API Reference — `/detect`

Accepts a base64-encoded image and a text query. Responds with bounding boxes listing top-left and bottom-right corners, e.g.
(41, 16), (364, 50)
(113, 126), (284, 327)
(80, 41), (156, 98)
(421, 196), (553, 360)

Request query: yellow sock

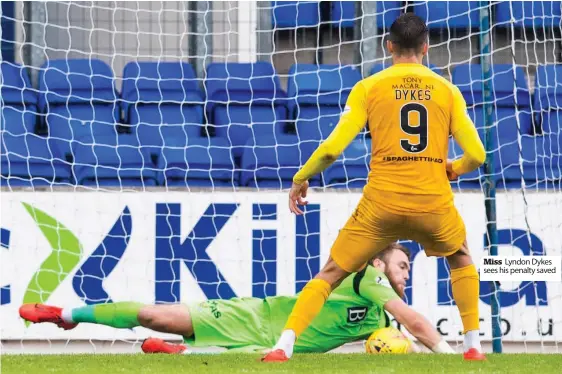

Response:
(284, 278), (331, 337)
(451, 264), (480, 333)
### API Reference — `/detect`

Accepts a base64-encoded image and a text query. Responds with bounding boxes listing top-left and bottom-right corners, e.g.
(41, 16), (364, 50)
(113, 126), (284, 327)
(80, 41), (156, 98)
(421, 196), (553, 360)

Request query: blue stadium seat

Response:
(370, 63), (443, 76)
(121, 61), (204, 158)
(295, 106), (343, 142)
(205, 62), (287, 159)
(157, 137), (237, 188)
(534, 64), (562, 135)
(329, 1), (404, 30)
(1, 62), (37, 135)
(323, 139), (371, 188)
(451, 64), (542, 188)
(462, 99), (554, 188)
(375, 1), (403, 30)
(240, 135), (321, 188)
(466, 107), (533, 140)
(412, 1), (479, 29)
(331, 1), (354, 28)
(495, 1), (562, 28)
(272, 1), (320, 29)
(341, 1), (402, 30)
(287, 64), (362, 111)
(1, 134), (70, 187)
(462, 102), (537, 187)
(534, 64), (562, 111)
(531, 65), (562, 187)
(453, 64), (531, 108)
(287, 64), (362, 142)
(539, 110), (562, 138)
(72, 134), (157, 187)
(492, 112), (541, 185)
(39, 59), (119, 158)
(498, 134), (561, 188)
(453, 63), (532, 181)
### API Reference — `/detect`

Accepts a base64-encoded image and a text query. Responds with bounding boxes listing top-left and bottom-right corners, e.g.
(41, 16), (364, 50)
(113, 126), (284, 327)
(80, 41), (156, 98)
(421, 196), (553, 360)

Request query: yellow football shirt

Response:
(293, 63), (485, 214)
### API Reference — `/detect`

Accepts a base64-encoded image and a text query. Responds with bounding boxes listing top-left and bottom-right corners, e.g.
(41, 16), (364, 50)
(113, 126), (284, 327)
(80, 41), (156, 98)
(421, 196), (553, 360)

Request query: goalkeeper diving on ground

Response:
(263, 13), (487, 363)
(20, 244), (454, 355)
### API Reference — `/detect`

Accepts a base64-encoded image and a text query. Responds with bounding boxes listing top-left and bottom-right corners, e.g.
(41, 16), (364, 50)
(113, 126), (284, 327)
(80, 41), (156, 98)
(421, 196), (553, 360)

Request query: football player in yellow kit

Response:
(263, 13), (486, 362)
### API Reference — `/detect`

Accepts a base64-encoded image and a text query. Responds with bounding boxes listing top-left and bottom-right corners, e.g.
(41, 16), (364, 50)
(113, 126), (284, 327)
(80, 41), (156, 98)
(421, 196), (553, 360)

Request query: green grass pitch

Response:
(2, 354), (562, 374)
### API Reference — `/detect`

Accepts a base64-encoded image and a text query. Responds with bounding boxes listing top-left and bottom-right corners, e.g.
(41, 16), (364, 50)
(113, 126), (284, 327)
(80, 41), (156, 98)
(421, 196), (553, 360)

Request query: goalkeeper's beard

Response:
(375, 261), (406, 299)
(385, 272), (406, 298)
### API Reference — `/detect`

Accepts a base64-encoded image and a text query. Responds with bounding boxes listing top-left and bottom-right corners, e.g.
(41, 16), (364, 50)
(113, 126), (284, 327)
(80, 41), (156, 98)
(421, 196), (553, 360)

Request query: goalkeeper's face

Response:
(374, 249), (410, 298)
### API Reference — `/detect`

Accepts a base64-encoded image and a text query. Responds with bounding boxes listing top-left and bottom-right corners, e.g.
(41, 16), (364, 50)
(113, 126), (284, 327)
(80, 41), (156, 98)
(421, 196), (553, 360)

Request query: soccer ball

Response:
(365, 327), (411, 354)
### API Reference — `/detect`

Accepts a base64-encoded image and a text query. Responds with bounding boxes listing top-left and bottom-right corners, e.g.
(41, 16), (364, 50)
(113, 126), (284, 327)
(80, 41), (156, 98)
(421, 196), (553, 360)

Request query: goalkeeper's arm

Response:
(384, 298), (455, 354)
(293, 82), (368, 184)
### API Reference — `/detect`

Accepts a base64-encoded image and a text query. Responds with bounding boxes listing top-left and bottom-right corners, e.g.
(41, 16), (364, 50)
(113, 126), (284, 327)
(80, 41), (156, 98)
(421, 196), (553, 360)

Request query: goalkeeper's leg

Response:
(446, 242), (485, 361)
(19, 302), (192, 354)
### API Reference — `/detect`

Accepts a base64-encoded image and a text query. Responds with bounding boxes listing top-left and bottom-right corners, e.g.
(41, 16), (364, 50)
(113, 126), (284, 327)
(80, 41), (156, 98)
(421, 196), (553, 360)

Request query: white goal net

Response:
(1, 1), (561, 354)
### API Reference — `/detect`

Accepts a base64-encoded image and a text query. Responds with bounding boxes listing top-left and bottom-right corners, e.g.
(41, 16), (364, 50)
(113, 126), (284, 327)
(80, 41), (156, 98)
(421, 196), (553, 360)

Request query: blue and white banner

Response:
(1, 191), (561, 342)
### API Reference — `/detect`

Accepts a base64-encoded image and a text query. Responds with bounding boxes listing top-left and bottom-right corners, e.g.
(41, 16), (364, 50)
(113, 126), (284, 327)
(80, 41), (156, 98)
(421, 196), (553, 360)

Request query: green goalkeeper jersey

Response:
(267, 265), (400, 353)
(186, 265), (400, 353)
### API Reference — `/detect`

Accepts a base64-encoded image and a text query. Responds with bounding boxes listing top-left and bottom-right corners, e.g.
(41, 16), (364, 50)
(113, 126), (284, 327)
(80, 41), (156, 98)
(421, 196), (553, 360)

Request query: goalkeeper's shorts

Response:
(185, 297), (273, 352)
(331, 194), (467, 273)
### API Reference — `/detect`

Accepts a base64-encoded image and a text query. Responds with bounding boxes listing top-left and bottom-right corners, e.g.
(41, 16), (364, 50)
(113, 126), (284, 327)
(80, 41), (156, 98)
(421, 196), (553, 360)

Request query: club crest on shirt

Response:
(376, 276), (392, 289)
(347, 306), (368, 323)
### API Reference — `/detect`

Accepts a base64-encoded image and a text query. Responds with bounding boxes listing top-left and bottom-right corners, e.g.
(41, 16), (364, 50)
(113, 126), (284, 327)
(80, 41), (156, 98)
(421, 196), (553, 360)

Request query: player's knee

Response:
(447, 241), (474, 269)
(317, 258), (349, 288)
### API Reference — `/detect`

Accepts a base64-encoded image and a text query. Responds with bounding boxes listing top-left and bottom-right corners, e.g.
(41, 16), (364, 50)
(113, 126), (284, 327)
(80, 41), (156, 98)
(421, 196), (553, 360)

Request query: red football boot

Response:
(19, 304), (77, 330)
(141, 338), (188, 354)
(463, 348), (487, 361)
(261, 349), (289, 363)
